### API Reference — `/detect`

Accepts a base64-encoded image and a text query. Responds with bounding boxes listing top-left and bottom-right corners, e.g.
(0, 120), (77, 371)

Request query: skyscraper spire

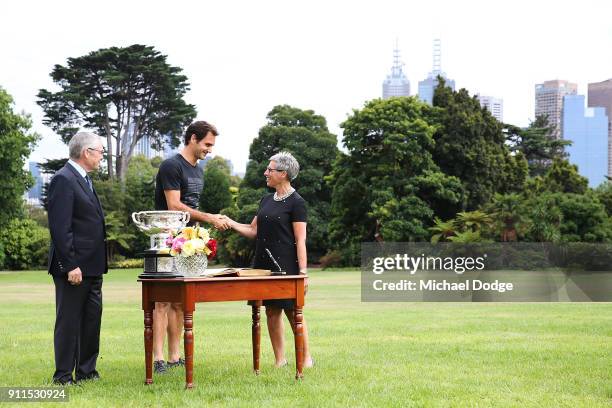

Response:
(382, 39), (410, 98)
(418, 38), (455, 105)
(432, 38), (441, 75)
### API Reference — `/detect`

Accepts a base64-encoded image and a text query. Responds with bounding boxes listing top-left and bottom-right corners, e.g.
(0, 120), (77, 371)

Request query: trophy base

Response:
(138, 272), (183, 279)
(140, 250), (181, 279)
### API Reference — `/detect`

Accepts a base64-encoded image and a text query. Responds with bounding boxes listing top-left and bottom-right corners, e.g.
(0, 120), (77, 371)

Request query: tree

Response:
(104, 211), (136, 261)
(0, 87), (40, 227)
(485, 193), (526, 242)
(429, 217), (457, 243)
(329, 97), (464, 263)
(524, 159), (589, 196)
(220, 105), (339, 265)
(37, 44), (196, 182)
(505, 115), (570, 177)
(39, 158), (68, 210)
(431, 78), (528, 209)
(200, 165), (232, 214)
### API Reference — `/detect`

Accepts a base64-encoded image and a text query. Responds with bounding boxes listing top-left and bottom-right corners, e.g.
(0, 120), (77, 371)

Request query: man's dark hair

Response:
(184, 121), (219, 145)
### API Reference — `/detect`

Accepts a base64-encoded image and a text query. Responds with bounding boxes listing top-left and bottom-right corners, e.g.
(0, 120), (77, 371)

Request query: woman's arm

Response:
(228, 216), (258, 240)
(292, 222), (307, 273)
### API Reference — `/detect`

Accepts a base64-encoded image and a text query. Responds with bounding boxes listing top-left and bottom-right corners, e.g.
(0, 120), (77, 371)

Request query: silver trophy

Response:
(132, 210), (190, 250)
(132, 211), (190, 277)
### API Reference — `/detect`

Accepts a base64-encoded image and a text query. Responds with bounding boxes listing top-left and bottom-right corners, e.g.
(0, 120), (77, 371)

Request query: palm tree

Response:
(488, 193), (524, 242)
(429, 217), (457, 243)
(105, 211), (135, 261)
(455, 210), (493, 234)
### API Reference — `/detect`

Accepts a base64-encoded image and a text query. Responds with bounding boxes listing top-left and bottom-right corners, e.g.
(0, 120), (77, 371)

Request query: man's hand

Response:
(211, 214), (230, 231)
(67, 267), (83, 285)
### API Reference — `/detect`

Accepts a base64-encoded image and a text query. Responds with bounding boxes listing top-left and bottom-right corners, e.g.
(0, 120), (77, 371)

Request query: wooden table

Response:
(139, 275), (306, 388)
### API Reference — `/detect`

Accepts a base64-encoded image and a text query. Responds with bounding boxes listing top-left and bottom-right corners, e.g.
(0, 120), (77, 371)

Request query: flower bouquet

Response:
(164, 225), (217, 276)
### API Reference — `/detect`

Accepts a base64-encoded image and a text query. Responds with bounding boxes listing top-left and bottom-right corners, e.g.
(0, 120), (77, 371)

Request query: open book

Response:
(200, 268), (273, 277)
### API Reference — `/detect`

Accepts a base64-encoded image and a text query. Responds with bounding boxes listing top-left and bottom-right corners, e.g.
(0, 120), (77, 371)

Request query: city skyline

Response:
(2, 0), (611, 174)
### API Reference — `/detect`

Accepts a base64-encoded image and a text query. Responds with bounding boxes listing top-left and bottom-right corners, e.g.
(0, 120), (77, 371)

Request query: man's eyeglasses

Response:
(88, 147), (106, 155)
(266, 167), (285, 173)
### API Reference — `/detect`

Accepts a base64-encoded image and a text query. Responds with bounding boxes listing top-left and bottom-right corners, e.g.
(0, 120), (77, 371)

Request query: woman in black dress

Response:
(227, 152), (313, 368)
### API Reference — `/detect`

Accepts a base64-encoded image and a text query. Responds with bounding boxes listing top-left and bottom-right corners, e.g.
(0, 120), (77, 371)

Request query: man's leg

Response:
(76, 277), (103, 381)
(53, 276), (87, 383)
(167, 302), (183, 363)
(266, 306), (286, 366)
(153, 302), (170, 362)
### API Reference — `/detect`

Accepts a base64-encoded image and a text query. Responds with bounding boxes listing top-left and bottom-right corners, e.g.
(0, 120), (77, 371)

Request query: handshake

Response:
(209, 214), (234, 231)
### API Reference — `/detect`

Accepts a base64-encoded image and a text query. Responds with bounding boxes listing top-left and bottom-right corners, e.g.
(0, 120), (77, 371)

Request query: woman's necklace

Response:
(273, 187), (295, 201)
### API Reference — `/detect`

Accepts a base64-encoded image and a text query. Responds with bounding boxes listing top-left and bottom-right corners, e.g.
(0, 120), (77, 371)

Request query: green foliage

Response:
(541, 159), (589, 195)
(0, 218), (50, 270)
(429, 217), (457, 243)
(594, 182), (612, 217)
(221, 105), (339, 265)
(329, 97), (464, 264)
(431, 79), (528, 209)
(521, 192), (611, 243)
(123, 155), (157, 255)
(200, 165), (232, 214)
(37, 44), (196, 181)
(485, 193), (527, 242)
(505, 115), (570, 177)
(0, 87), (40, 227)
(105, 211), (136, 261)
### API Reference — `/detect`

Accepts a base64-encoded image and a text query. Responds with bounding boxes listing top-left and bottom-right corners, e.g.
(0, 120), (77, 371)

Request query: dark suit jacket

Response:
(47, 163), (108, 277)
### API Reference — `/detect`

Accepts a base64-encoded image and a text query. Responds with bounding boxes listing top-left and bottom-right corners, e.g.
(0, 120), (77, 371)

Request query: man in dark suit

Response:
(47, 131), (107, 385)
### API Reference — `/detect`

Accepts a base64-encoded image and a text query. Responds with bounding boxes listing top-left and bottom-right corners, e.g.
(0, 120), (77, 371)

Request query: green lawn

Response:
(0, 268), (610, 407)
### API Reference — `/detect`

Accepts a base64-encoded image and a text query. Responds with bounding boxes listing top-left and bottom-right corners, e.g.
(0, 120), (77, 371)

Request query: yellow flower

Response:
(181, 241), (196, 257)
(190, 239), (206, 253)
(197, 227), (210, 243)
(182, 227), (196, 240)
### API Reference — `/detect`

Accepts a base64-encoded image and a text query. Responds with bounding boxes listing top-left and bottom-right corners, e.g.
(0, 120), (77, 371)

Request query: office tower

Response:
(26, 161), (50, 207)
(563, 94), (608, 187)
(134, 134), (164, 159)
(587, 79), (612, 178)
(534, 80), (577, 139)
(477, 95), (504, 122)
(382, 42), (410, 99)
(418, 39), (455, 105)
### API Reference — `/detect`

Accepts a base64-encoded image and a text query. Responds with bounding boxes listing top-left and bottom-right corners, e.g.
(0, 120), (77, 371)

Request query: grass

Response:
(0, 268), (610, 407)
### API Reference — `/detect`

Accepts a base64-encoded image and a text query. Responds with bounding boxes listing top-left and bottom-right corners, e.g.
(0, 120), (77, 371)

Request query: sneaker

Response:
(154, 360), (167, 374)
(167, 358), (185, 369)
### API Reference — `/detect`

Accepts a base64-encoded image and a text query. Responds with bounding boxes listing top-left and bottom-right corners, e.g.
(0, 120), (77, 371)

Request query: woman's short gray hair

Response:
(270, 151), (300, 181)
(68, 132), (102, 160)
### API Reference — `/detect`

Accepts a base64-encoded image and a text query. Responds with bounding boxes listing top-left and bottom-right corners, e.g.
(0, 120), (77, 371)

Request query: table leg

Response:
(184, 311), (194, 389)
(251, 302), (261, 375)
(144, 304), (154, 385)
(294, 307), (304, 379)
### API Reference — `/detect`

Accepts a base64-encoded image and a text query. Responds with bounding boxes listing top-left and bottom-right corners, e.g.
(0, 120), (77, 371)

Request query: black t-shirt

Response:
(155, 154), (204, 211)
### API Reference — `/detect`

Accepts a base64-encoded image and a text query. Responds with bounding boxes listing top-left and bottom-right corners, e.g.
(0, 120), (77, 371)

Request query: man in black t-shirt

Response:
(152, 120), (230, 373)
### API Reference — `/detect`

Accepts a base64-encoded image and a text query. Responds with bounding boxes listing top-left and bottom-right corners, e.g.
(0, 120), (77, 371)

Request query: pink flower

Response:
(171, 237), (186, 253)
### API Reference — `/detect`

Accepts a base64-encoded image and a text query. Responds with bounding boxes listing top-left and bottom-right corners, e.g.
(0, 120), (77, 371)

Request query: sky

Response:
(2, 0), (611, 174)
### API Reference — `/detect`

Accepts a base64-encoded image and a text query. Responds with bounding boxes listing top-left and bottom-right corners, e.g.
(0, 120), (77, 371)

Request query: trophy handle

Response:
(132, 212), (143, 227)
(182, 212), (190, 225)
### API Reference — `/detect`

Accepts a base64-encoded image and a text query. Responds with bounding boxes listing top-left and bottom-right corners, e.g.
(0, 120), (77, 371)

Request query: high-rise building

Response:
(477, 95), (504, 122)
(587, 79), (612, 178)
(418, 39), (455, 105)
(26, 161), (50, 207)
(134, 134), (163, 159)
(382, 42), (410, 99)
(563, 94), (608, 187)
(535, 80), (577, 139)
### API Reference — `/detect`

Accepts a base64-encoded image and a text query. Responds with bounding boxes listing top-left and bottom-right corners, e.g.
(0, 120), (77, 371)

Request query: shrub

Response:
(0, 218), (50, 270)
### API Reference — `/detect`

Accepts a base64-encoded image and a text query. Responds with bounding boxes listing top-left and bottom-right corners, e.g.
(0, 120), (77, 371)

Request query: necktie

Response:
(85, 175), (93, 192)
